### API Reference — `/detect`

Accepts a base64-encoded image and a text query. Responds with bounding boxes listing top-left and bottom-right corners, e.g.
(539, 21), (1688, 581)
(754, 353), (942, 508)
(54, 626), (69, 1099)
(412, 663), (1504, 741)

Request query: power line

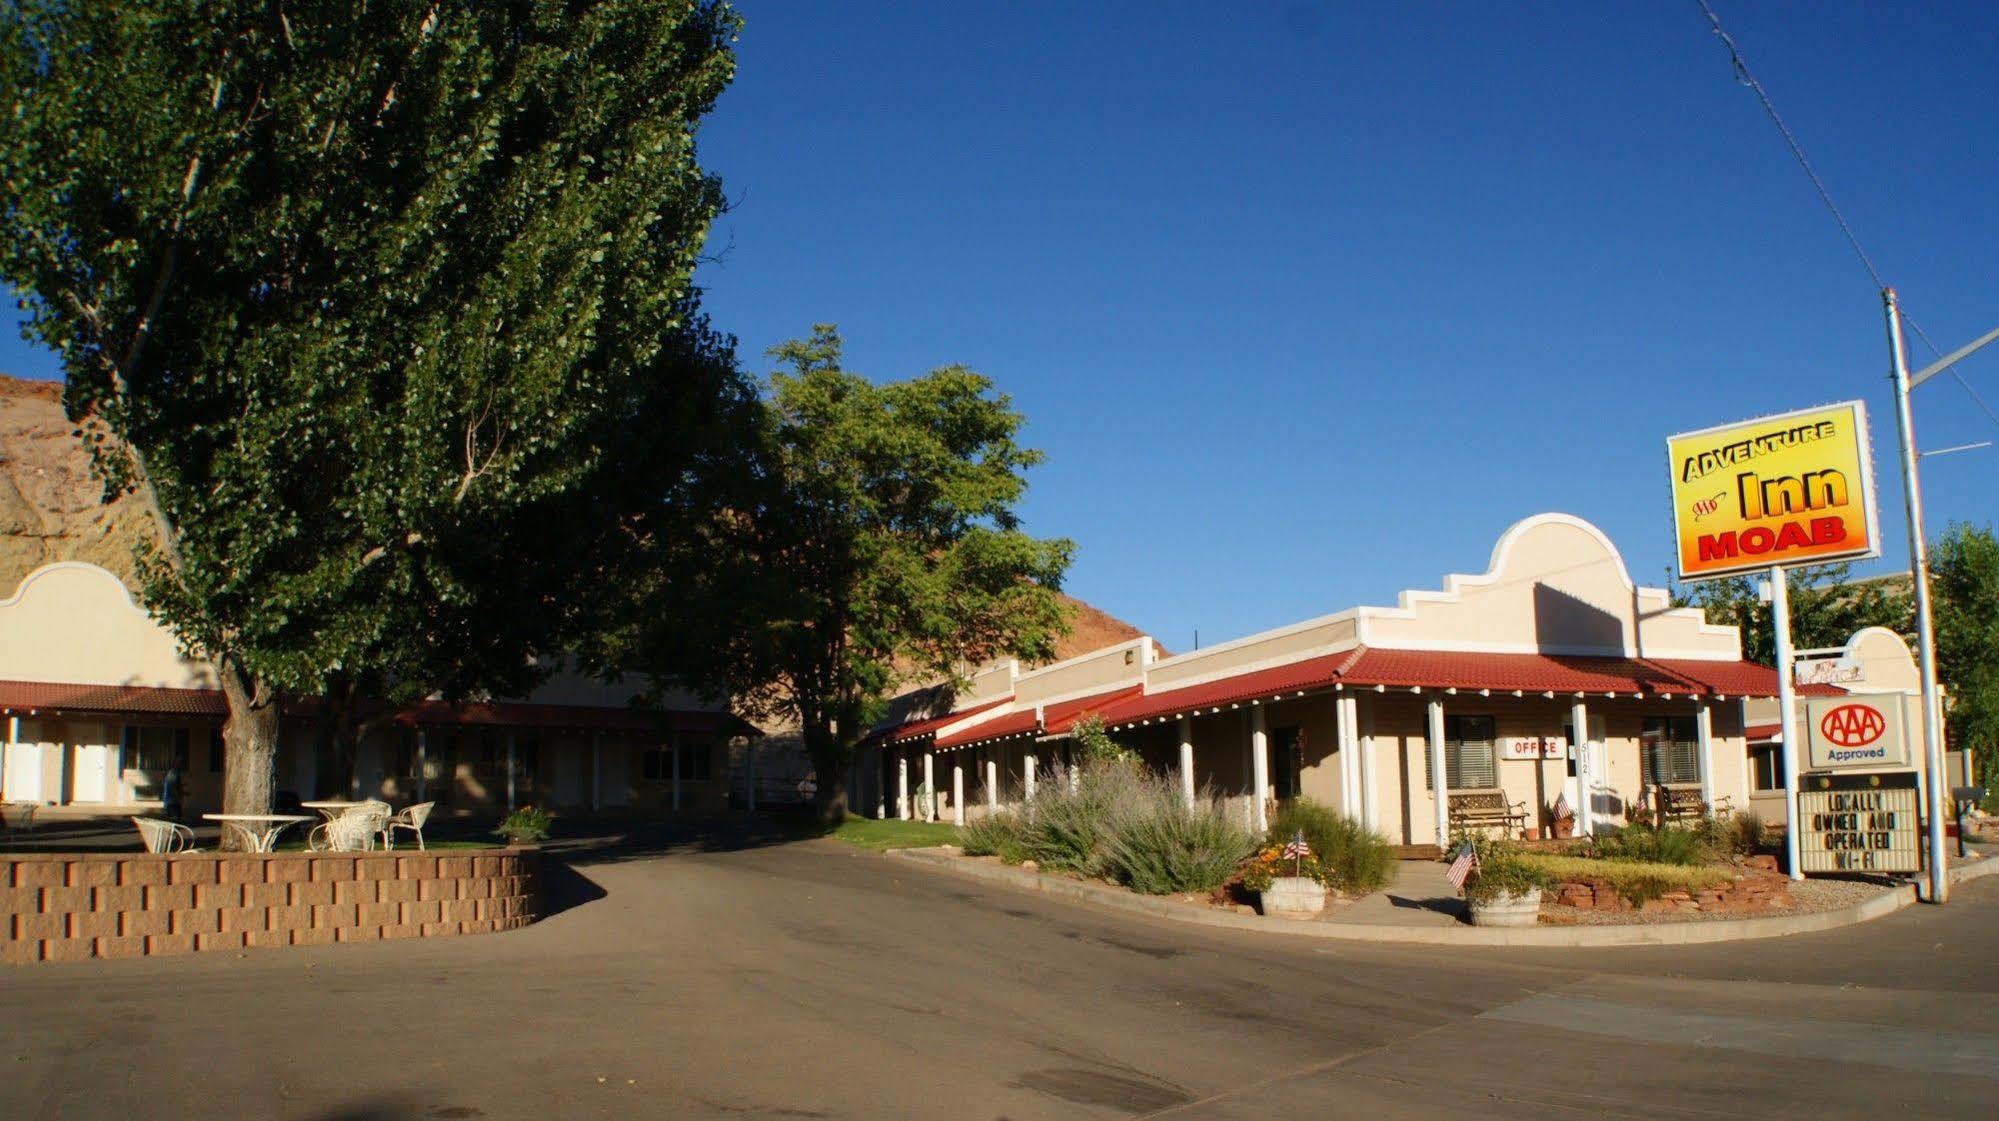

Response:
(1694, 0), (1999, 432)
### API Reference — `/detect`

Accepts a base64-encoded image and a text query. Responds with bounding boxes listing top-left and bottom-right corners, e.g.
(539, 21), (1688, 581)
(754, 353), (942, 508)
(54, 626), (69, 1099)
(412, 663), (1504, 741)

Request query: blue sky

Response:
(7, 3), (1996, 652)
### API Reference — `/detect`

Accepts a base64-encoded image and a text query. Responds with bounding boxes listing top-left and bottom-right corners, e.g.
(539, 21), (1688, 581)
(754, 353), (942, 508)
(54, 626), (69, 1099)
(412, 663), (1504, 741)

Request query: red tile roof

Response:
(1745, 722), (1782, 742)
(933, 685), (1145, 749)
(0, 679), (227, 717)
(1094, 647), (1794, 728)
(0, 678), (753, 736)
(873, 697), (1012, 745)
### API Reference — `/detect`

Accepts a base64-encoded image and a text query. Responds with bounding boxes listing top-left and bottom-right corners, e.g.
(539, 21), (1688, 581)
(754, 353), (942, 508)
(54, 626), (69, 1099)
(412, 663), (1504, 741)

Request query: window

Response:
(1750, 745), (1783, 792)
(473, 736), (508, 780)
(642, 747), (671, 782)
(1642, 716), (1702, 786)
(1425, 715), (1497, 790)
(1272, 726), (1303, 800)
(679, 739), (713, 782)
(120, 725), (176, 772)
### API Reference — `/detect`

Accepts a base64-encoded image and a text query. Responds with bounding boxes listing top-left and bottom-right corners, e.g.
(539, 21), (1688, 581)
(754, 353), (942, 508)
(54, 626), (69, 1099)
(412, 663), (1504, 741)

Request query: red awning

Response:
(0, 678), (754, 736)
(1745, 722), (1782, 742)
(0, 679), (228, 718)
(871, 696), (1012, 745)
(933, 685), (1146, 750)
(1093, 646), (1794, 729)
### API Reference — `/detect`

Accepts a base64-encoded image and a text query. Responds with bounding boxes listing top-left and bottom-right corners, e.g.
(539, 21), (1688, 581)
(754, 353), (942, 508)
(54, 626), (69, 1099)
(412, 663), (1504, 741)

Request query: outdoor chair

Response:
(310, 800), (393, 852)
(2, 802), (36, 838)
(384, 801), (435, 850)
(132, 816), (197, 854)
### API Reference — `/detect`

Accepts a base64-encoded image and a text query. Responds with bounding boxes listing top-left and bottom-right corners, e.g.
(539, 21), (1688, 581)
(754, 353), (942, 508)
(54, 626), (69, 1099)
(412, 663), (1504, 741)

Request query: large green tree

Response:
(634, 326), (1074, 822)
(1930, 523), (1999, 785)
(1670, 562), (1909, 666)
(0, 2), (743, 835)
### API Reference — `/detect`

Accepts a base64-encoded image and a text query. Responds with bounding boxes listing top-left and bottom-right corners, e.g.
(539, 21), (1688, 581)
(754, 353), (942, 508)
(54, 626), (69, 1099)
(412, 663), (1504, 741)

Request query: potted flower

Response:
(495, 805), (553, 846)
(1452, 837), (1548, 927)
(1548, 791), (1577, 840)
(1239, 832), (1326, 919)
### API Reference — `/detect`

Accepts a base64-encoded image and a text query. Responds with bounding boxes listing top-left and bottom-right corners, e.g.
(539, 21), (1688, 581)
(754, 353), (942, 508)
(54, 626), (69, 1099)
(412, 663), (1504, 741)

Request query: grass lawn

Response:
(1521, 853), (1732, 900)
(271, 838), (504, 852)
(818, 815), (961, 852)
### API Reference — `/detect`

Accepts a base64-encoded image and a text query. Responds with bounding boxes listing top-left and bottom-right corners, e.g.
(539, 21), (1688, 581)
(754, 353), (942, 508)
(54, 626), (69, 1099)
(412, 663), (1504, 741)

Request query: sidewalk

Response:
(1326, 858), (1464, 927)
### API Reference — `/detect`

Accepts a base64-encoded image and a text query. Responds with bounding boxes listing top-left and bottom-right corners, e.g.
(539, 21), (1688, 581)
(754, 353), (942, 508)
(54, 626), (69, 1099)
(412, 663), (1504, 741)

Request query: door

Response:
(1563, 716), (1614, 834)
(71, 733), (114, 803)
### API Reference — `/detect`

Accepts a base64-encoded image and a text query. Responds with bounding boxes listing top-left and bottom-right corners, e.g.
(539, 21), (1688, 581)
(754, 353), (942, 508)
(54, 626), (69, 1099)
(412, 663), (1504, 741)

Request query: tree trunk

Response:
(802, 723), (851, 825)
(217, 660), (281, 852)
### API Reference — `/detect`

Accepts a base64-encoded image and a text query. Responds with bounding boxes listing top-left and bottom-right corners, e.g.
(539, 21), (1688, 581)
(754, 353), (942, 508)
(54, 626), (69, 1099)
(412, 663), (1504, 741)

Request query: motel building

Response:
(861, 512), (1942, 848)
(0, 562), (757, 820)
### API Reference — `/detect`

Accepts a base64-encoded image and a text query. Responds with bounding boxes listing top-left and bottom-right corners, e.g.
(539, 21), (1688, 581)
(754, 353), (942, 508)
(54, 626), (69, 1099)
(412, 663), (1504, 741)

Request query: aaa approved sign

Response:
(1667, 401), (1881, 581)
(1804, 694), (1910, 770)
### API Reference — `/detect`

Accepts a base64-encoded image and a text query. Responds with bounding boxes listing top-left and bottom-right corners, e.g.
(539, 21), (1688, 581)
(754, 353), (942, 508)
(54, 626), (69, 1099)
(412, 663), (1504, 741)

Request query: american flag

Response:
(1281, 832), (1312, 861)
(1551, 791), (1572, 822)
(1445, 841), (1479, 891)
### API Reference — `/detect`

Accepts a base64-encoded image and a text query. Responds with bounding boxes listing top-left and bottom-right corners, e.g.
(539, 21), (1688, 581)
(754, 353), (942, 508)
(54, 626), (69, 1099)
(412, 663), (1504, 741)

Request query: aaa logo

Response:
(1819, 703), (1886, 748)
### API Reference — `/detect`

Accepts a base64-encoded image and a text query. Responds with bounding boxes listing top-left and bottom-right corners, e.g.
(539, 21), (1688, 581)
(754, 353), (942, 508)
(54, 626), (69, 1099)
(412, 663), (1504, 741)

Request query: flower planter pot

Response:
(1257, 876), (1326, 919)
(1467, 886), (1543, 927)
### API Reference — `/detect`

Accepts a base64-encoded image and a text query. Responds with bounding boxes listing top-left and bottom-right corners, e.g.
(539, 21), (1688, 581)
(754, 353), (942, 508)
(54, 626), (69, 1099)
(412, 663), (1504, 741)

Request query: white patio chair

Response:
(384, 801), (435, 851)
(132, 816), (196, 854)
(325, 801), (392, 852)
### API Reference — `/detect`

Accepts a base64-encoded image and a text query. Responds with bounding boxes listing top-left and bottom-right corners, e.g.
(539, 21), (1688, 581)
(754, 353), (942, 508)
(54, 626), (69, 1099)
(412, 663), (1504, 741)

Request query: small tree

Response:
(1931, 523), (1999, 786)
(639, 326), (1073, 822)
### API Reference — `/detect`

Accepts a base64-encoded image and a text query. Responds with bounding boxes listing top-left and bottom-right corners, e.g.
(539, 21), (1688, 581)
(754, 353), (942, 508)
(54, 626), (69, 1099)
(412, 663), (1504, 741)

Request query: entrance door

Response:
(1564, 716), (1614, 834)
(71, 740), (114, 803)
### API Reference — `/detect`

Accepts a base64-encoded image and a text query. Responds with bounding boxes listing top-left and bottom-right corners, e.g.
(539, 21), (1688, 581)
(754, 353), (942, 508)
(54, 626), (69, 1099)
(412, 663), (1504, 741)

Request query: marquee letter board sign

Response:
(1796, 771), (1921, 874)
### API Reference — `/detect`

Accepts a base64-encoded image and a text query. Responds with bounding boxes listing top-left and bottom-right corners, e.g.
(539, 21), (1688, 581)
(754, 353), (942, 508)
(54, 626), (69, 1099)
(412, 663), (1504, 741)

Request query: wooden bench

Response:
(1655, 785), (1730, 824)
(1448, 789), (1528, 837)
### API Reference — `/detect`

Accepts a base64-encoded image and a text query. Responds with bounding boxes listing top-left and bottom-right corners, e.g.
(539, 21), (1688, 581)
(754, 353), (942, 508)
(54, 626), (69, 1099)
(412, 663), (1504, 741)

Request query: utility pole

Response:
(1769, 568), (1804, 882)
(1884, 287), (1968, 904)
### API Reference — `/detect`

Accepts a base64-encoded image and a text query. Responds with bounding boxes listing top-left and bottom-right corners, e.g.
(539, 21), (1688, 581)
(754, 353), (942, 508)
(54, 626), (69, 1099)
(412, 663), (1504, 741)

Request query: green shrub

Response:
(1700, 809), (1765, 857)
(1266, 798), (1396, 894)
(961, 808), (1029, 863)
(495, 805), (553, 844)
(1573, 822), (1713, 866)
(1103, 788), (1258, 895)
(1458, 837), (1551, 905)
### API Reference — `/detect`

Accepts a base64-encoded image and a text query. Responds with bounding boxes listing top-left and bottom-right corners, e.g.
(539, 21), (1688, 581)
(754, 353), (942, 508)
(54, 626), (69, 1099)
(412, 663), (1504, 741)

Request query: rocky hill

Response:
(0, 375), (154, 594)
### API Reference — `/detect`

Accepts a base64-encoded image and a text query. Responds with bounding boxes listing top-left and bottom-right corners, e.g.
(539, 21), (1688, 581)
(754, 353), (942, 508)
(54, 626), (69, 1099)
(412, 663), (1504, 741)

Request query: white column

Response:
(1358, 694), (1378, 830)
(590, 733), (601, 812)
(1427, 698), (1448, 845)
(1177, 716), (1195, 808)
(1570, 699), (1592, 837)
(1250, 706), (1269, 833)
(922, 750), (936, 822)
(1, 713), (14, 801)
(952, 757), (965, 826)
(505, 731), (517, 809)
(984, 751), (998, 811)
(1023, 751), (1037, 804)
(746, 738), (758, 812)
(896, 749), (909, 820)
(1334, 693), (1356, 818)
(1695, 703), (1715, 813)
(416, 728), (428, 802)
(670, 731), (682, 812)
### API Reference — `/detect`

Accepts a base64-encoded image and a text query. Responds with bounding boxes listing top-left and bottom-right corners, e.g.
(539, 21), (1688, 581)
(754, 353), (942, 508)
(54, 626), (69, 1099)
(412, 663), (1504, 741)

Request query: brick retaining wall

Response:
(1, 848), (541, 964)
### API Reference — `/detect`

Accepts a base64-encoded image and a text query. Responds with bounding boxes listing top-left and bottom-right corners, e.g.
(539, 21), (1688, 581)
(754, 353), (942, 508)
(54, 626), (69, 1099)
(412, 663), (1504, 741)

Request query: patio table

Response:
(202, 813), (314, 853)
(300, 800), (367, 823)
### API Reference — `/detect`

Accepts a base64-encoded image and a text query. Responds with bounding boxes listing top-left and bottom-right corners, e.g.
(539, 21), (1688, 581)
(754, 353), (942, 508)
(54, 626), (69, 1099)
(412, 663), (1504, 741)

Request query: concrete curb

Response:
(890, 847), (1997, 948)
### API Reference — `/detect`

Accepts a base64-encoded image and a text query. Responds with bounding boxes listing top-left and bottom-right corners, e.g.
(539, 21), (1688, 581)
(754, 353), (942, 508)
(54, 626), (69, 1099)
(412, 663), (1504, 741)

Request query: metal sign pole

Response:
(1883, 287), (1951, 903)
(1770, 565), (1805, 882)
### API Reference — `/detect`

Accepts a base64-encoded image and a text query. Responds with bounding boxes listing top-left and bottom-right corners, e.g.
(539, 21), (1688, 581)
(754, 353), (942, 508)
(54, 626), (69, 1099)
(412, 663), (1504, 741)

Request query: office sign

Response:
(1667, 401), (1881, 581)
(1804, 694), (1910, 770)
(1499, 736), (1565, 760)
(1796, 771), (1921, 874)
